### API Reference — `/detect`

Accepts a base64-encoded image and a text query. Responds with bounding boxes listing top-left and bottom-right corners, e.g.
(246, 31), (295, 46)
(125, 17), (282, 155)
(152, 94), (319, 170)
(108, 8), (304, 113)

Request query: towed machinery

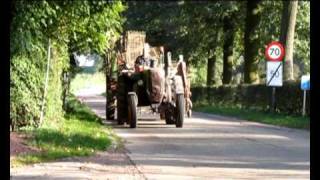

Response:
(106, 31), (192, 128)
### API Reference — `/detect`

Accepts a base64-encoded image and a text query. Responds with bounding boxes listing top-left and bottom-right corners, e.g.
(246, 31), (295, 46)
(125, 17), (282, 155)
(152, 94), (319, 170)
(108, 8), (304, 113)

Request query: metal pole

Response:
(302, 90), (306, 116)
(272, 87), (276, 113)
(40, 38), (51, 126)
(105, 53), (108, 120)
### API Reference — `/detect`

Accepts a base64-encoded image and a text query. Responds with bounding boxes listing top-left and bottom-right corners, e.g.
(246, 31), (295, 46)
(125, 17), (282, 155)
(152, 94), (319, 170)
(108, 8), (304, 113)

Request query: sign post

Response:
(265, 41), (285, 112)
(301, 75), (310, 116)
(40, 38), (51, 126)
(303, 90), (306, 116)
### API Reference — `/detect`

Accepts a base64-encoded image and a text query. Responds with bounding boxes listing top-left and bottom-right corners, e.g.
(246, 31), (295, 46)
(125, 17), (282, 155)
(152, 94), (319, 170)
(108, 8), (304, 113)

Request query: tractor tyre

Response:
(175, 94), (185, 128)
(128, 93), (137, 128)
(117, 75), (127, 125)
(106, 95), (115, 120)
(165, 111), (175, 124)
(187, 109), (192, 118)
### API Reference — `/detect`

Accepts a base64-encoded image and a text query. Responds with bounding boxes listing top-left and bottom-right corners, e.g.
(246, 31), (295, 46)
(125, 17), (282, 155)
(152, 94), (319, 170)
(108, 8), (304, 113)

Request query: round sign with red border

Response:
(265, 41), (285, 61)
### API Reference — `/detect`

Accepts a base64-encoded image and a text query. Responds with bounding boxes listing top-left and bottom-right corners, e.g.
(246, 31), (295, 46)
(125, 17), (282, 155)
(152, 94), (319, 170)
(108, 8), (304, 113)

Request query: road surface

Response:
(11, 93), (310, 179)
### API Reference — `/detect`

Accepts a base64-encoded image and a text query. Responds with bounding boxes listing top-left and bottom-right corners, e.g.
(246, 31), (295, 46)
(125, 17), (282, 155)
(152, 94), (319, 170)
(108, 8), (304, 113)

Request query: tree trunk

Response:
(207, 50), (216, 86)
(279, 1), (290, 45)
(244, 0), (262, 84)
(222, 16), (235, 84)
(283, 1), (298, 81)
(207, 29), (220, 86)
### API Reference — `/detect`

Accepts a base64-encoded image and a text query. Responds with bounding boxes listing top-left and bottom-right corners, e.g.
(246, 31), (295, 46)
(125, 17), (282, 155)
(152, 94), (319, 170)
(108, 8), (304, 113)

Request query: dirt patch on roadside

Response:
(10, 132), (40, 157)
(11, 145), (146, 179)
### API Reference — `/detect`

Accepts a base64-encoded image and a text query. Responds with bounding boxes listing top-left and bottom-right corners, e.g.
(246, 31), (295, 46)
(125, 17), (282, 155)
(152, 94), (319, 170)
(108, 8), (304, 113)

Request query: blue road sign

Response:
(301, 75), (310, 90)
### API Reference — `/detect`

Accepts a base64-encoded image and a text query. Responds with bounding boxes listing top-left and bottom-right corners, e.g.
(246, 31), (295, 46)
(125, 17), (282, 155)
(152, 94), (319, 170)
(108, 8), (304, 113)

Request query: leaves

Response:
(10, 0), (126, 128)
(123, 1), (309, 85)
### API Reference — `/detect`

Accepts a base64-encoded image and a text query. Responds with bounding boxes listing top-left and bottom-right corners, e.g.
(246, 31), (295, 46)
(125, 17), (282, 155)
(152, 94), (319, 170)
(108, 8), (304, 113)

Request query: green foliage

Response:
(44, 41), (69, 124)
(10, 55), (44, 127)
(70, 72), (106, 94)
(10, 0), (309, 128)
(124, 1), (309, 84)
(124, 1), (245, 63)
(10, 0), (125, 128)
(189, 65), (207, 86)
(253, 1), (310, 78)
(191, 81), (310, 116)
(62, 0), (126, 54)
(294, 1), (310, 74)
(194, 105), (309, 130)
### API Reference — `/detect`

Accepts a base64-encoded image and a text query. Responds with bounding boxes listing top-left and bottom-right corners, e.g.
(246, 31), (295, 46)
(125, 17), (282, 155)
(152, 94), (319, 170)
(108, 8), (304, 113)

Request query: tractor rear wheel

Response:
(175, 94), (184, 128)
(107, 95), (115, 120)
(128, 93), (137, 128)
(117, 75), (127, 125)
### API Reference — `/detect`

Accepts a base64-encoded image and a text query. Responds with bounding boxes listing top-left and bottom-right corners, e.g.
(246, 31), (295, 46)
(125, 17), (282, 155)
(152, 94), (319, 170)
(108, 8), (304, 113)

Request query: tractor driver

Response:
(135, 55), (147, 72)
(135, 55), (155, 72)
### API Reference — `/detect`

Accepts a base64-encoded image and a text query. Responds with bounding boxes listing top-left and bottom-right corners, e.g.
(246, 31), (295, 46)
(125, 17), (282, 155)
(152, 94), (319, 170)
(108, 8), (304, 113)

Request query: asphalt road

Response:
(11, 94), (310, 179)
(86, 94), (310, 179)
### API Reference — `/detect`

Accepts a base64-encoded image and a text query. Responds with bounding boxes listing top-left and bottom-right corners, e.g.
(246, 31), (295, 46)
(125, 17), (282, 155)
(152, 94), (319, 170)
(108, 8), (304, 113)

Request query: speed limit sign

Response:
(267, 61), (282, 86)
(265, 41), (285, 86)
(265, 41), (285, 61)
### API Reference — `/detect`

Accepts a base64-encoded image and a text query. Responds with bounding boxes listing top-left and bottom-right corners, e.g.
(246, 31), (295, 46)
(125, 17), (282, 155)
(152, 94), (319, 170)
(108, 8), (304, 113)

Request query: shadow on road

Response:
(77, 94), (310, 179)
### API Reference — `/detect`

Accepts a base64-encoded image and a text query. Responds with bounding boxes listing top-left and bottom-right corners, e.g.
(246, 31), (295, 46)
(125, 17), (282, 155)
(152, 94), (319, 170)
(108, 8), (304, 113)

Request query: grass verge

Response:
(11, 94), (122, 167)
(70, 72), (105, 94)
(194, 104), (310, 130)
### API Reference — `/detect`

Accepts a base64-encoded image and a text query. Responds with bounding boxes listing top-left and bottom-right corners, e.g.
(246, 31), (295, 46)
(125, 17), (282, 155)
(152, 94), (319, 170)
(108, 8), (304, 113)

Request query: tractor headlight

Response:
(138, 80), (143, 86)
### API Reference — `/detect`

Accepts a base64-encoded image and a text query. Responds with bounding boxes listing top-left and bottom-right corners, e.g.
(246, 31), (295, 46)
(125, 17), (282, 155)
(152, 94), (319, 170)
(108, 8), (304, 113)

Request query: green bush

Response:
(10, 0), (125, 130)
(43, 42), (69, 124)
(192, 81), (310, 116)
(10, 41), (69, 130)
(10, 55), (44, 128)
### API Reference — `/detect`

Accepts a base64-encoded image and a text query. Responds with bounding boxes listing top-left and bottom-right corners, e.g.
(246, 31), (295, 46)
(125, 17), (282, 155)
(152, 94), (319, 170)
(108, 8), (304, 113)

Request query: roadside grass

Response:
(11, 94), (122, 167)
(70, 72), (105, 94)
(194, 104), (310, 130)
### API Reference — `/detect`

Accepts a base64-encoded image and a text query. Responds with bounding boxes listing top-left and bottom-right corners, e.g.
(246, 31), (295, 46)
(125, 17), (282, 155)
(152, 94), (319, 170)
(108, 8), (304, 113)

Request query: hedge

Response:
(191, 81), (310, 116)
(10, 40), (69, 130)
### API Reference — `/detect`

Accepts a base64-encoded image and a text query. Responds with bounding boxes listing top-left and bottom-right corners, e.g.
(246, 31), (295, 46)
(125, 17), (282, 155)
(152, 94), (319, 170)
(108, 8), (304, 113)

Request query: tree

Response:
(280, 1), (290, 45)
(178, 1), (244, 85)
(206, 30), (221, 86)
(222, 15), (236, 84)
(244, 0), (262, 84)
(123, 1), (308, 86)
(10, 0), (125, 128)
(281, 1), (298, 81)
(293, 1), (310, 74)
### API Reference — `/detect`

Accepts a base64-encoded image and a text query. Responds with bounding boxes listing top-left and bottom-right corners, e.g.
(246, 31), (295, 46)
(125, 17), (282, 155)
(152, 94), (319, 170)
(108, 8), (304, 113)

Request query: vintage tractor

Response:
(106, 31), (192, 128)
